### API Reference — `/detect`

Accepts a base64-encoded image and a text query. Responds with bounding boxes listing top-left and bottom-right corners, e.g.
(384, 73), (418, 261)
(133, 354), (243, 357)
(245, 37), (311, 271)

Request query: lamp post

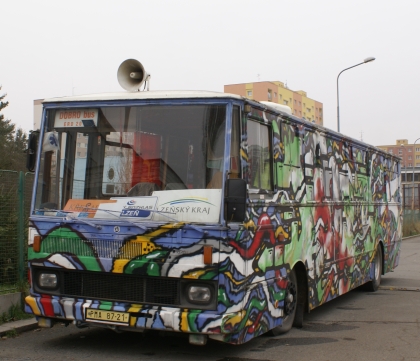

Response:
(412, 138), (420, 210)
(400, 144), (407, 208)
(336, 57), (376, 133)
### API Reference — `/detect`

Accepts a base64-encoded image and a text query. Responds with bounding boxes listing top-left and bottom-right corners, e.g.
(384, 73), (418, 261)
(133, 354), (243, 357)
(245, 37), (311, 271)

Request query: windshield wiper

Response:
(83, 207), (207, 234)
(34, 207), (207, 235)
(33, 208), (102, 229)
(64, 212), (102, 229)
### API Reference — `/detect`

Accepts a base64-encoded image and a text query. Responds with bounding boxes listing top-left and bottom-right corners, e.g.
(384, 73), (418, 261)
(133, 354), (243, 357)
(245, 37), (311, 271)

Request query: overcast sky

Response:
(1, 0), (419, 146)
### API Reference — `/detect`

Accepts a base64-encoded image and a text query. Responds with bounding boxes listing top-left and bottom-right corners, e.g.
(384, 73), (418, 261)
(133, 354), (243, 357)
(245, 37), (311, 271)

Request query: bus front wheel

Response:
(269, 268), (297, 336)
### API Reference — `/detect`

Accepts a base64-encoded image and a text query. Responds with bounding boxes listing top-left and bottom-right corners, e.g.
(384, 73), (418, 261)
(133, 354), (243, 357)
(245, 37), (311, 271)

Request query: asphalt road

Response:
(1, 237), (419, 361)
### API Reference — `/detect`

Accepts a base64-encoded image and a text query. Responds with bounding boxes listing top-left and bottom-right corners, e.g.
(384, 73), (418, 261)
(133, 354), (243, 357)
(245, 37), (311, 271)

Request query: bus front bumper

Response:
(24, 294), (237, 337)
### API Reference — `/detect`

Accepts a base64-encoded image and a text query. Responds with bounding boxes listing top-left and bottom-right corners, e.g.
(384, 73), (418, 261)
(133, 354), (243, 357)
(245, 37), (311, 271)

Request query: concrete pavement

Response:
(380, 236), (420, 291)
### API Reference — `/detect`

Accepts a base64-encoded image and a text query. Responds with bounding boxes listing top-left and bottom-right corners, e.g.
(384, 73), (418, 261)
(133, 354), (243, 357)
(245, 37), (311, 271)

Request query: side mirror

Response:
(225, 178), (247, 222)
(26, 130), (39, 172)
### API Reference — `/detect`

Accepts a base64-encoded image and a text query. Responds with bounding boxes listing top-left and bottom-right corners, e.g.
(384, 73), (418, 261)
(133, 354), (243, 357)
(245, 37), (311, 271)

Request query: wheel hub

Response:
(284, 281), (297, 316)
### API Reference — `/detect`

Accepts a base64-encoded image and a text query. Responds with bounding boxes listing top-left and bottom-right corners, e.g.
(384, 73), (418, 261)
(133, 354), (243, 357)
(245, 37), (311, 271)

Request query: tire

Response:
(364, 245), (382, 292)
(269, 268), (298, 336)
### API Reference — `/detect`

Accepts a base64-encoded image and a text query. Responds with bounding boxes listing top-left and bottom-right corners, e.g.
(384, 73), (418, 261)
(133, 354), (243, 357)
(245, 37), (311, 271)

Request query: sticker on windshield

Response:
(93, 197), (158, 220)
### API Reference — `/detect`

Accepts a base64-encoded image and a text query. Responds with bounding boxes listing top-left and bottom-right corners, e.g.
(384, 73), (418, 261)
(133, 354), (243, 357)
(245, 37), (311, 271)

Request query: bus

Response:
(25, 59), (402, 345)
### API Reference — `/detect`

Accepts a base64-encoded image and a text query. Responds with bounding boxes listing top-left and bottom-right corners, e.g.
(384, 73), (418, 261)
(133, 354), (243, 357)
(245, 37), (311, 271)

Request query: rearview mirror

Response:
(225, 178), (247, 222)
(26, 130), (39, 172)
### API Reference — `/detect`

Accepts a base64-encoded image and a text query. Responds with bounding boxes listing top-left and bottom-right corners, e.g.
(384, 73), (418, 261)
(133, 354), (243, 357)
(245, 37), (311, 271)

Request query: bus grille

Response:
(56, 269), (180, 306)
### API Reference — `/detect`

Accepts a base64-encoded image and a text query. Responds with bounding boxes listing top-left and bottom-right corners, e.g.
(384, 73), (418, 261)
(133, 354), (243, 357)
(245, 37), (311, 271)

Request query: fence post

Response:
(402, 184), (405, 209)
(18, 171), (25, 281)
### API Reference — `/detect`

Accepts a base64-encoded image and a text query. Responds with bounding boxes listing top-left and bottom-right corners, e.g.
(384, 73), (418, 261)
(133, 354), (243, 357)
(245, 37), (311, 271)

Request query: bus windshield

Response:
(34, 104), (227, 223)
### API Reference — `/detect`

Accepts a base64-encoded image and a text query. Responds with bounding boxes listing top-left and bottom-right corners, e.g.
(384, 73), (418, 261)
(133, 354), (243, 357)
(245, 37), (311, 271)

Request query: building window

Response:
(416, 155), (420, 159)
(274, 92), (277, 99)
(268, 89), (272, 100)
(389, 149), (393, 154)
(399, 149), (403, 155)
(408, 148), (412, 152)
(279, 94), (282, 99)
(247, 90), (252, 97)
(417, 148), (420, 152)
(283, 100), (288, 105)
(409, 156), (412, 160)
(299, 101), (301, 106)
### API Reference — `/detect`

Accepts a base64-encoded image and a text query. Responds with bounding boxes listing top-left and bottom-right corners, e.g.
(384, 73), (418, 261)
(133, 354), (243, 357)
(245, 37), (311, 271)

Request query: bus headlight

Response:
(187, 285), (211, 304)
(38, 272), (58, 289)
(180, 280), (216, 309)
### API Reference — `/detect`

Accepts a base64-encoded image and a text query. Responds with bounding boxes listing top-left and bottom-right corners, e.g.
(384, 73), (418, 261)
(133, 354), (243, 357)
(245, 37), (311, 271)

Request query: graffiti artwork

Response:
(25, 91), (401, 345)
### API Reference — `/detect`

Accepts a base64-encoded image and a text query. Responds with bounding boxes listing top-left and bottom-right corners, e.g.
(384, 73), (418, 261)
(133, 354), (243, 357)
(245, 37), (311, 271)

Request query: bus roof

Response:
(42, 90), (244, 103)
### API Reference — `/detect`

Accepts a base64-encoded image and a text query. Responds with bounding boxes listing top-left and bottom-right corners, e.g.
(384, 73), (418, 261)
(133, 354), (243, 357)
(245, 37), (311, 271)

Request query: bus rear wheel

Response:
(269, 268), (297, 336)
(364, 245), (382, 292)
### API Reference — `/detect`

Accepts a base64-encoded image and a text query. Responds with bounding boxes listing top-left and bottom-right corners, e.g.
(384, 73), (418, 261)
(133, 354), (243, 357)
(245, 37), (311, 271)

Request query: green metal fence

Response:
(403, 209), (420, 237)
(0, 170), (34, 294)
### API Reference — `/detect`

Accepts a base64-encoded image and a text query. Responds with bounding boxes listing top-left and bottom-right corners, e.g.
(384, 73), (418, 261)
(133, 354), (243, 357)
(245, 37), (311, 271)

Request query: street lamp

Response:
(412, 138), (420, 210)
(336, 57), (376, 133)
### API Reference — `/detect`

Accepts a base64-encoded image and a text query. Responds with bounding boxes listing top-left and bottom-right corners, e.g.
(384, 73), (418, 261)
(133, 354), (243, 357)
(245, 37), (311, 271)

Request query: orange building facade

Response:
(224, 81), (323, 125)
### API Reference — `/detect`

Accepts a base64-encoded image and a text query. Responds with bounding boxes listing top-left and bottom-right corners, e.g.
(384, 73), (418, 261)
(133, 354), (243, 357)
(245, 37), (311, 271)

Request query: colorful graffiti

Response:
(26, 102), (401, 345)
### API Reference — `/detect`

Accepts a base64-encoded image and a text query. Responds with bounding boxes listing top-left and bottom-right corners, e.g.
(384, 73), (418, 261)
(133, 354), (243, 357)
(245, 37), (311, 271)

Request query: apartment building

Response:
(376, 139), (415, 169)
(224, 81), (323, 125)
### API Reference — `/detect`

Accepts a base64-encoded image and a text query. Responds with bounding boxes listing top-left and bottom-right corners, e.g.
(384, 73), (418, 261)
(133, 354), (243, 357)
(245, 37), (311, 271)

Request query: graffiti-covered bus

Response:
(25, 59), (402, 345)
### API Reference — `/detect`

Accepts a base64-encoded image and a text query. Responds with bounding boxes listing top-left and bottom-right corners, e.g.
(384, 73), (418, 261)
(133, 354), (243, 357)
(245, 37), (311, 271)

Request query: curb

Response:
(401, 235), (420, 241)
(0, 318), (39, 337)
(379, 285), (420, 292)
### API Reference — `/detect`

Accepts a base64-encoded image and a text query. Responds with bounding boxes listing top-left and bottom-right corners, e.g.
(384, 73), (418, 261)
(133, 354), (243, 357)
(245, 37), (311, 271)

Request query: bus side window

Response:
(390, 160), (401, 203)
(247, 120), (273, 191)
(340, 163), (350, 201)
(323, 160), (333, 200)
(304, 151), (314, 201)
(282, 123), (300, 168)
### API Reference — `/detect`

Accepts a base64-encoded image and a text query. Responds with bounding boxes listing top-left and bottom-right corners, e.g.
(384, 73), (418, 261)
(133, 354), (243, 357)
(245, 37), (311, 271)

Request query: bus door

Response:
(245, 115), (280, 277)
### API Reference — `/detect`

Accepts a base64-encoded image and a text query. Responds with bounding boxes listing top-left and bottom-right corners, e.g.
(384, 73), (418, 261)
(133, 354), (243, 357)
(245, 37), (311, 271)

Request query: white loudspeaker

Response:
(117, 59), (150, 91)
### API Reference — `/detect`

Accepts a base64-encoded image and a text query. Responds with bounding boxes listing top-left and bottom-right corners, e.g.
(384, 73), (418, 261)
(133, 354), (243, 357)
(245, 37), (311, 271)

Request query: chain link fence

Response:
(403, 210), (420, 237)
(0, 170), (34, 294)
(402, 183), (420, 237)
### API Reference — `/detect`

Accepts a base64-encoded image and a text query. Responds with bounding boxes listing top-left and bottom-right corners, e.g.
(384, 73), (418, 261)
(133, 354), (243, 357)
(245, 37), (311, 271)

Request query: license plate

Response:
(85, 308), (130, 325)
